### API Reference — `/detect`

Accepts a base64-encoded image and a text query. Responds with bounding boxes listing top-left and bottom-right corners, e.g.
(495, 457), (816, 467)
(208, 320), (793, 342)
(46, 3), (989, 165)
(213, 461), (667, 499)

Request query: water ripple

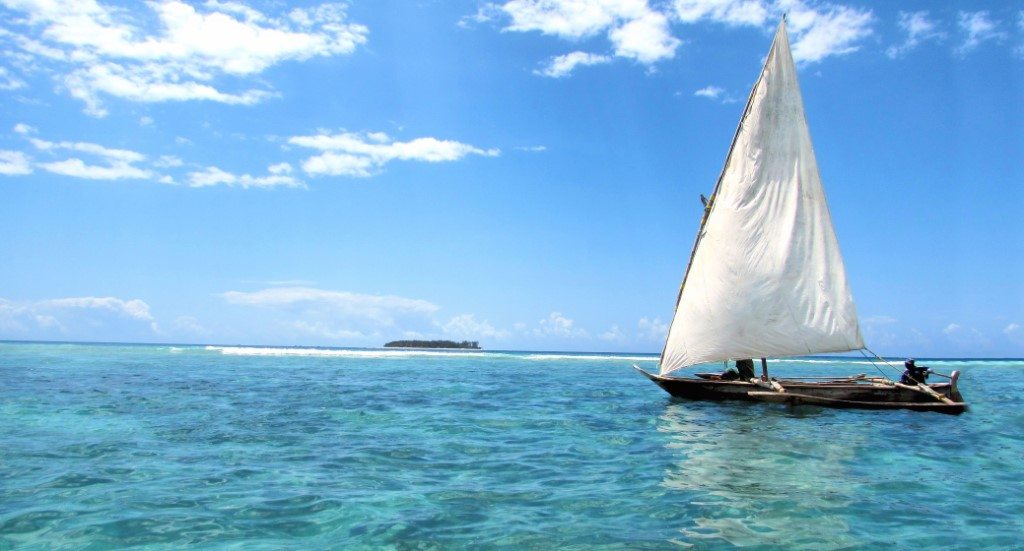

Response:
(0, 343), (1021, 549)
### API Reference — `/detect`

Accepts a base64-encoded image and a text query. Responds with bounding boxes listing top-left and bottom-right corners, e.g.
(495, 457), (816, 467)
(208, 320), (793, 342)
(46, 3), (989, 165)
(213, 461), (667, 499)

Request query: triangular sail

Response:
(660, 21), (863, 375)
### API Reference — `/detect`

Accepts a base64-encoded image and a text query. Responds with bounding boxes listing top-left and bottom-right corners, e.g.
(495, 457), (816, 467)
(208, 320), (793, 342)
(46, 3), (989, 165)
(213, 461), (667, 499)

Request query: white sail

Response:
(660, 21), (863, 375)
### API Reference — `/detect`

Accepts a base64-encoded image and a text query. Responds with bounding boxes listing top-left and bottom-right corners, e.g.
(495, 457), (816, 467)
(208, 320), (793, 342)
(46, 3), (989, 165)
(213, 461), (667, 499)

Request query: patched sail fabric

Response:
(660, 21), (863, 375)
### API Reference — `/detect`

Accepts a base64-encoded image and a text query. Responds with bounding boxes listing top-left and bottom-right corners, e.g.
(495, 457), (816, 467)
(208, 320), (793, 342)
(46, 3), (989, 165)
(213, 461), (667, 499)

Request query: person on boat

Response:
(736, 359), (756, 380)
(720, 359), (756, 381)
(900, 359), (929, 385)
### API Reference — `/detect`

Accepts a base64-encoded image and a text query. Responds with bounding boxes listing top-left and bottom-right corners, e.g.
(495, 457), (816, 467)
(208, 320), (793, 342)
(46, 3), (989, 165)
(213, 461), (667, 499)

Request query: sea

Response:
(1, 341), (1022, 550)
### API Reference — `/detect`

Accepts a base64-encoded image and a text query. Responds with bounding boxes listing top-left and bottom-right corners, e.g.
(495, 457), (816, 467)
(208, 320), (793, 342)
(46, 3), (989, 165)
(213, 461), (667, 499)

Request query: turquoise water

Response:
(1, 342), (1022, 549)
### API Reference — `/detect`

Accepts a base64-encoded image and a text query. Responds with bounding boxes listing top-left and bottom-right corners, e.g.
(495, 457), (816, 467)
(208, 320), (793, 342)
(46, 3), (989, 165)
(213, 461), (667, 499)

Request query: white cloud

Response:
(153, 155), (183, 168)
(458, 4), (502, 28)
(498, 0), (680, 69)
(38, 158), (153, 180)
(608, 10), (680, 63)
(290, 131), (499, 177)
(781, 1), (874, 64)
(694, 84), (739, 104)
(139, 116), (154, 126)
(0, 66), (26, 90)
(43, 296), (153, 320)
(695, 85), (724, 99)
(886, 11), (944, 59)
(170, 315), (207, 336)
(957, 11), (1004, 56)
(942, 322), (991, 350)
(1006, 323), (1023, 346)
(223, 286), (439, 326)
(674, 0), (874, 64)
(1, 0), (369, 115)
(638, 316), (668, 341)
(0, 150), (33, 175)
(674, 0), (769, 27)
(500, 0), (637, 38)
(0, 295), (158, 336)
(13, 123), (36, 135)
(485, 0), (874, 75)
(29, 137), (146, 163)
(63, 64), (274, 117)
(534, 51), (612, 78)
(535, 311), (587, 338)
(600, 324), (627, 342)
(863, 315), (897, 325)
(268, 162), (293, 175)
(186, 165), (305, 189)
(516, 145), (548, 152)
(23, 134), (154, 180)
(443, 314), (509, 339)
(291, 320), (367, 340)
(1018, 11), (1024, 58)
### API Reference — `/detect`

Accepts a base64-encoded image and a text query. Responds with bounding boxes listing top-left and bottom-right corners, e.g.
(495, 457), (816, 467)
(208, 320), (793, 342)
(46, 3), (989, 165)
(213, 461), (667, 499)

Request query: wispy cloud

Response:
(0, 295), (157, 335)
(534, 311), (587, 338)
(942, 322), (991, 350)
(223, 287), (439, 325)
(956, 11), (1004, 56)
(0, 66), (26, 90)
(1005, 323), (1024, 346)
(26, 134), (154, 180)
(289, 131), (499, 177)
(220, 286), (442, 344)
(0, 150), (32, 175)
(153, 155), (183, 169)
(781, 1), (874, 64)
(694, 85), (737, 103)
(442, 314), (509, 339)
(675, 0), (874, 64)
(498, 0), (680, 70)
(600, 324), (627, 343)
(638, 316), (668, 341)
(483, 0), (874, 78)
(43, 296), (153, 320)
(38, 158), (153, 180)
(186, 165), (305, 189)
(674, 0), (770, 27)
(0, 1), (369, 116)
(4, 124), (492, 188)
(887, 11), (944, 59)
(534, 51), (611, 78)
(1017, 11), (1024, 58)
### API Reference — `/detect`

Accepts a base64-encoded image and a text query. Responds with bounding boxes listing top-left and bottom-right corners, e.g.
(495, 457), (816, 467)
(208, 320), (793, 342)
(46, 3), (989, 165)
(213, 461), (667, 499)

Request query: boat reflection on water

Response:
(655, 402), (864, 548)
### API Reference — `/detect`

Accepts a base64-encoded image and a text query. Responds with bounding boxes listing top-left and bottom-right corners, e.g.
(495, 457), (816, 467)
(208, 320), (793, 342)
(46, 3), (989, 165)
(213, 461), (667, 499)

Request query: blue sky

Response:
(1, 0), (1022, 356)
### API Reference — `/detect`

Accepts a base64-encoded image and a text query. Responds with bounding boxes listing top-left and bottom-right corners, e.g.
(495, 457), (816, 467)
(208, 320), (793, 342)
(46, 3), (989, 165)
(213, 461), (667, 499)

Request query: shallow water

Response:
(1, 342), (1022, 549)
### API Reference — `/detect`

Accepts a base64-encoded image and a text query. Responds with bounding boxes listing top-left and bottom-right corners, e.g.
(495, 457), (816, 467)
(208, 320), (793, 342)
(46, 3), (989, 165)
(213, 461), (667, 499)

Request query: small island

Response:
(384, 340), (481, 349)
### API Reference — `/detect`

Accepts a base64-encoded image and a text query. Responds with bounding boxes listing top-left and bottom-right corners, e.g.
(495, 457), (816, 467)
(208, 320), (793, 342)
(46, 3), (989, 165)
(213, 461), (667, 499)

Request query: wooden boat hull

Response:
(633, 366), (967, 415)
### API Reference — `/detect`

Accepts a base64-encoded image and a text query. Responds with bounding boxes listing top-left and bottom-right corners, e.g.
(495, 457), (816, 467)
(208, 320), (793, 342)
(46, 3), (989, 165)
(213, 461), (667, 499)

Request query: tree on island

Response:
(383, 340), (481, 349)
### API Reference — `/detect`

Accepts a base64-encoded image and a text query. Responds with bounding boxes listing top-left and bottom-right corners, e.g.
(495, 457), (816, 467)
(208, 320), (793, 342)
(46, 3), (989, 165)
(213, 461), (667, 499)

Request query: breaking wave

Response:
(524, 354), (658, 362)
(203, 346), (659, 362)
(205, 346), (497, 359)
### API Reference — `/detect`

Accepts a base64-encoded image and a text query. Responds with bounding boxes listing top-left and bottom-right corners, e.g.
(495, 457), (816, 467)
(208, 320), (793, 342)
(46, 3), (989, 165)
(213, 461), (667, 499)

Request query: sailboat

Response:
(634, 20), (967, 415)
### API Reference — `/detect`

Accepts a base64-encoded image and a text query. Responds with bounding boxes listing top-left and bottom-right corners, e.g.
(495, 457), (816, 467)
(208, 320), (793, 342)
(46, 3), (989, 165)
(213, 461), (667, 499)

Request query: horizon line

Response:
(2, 339), (1022, 362)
